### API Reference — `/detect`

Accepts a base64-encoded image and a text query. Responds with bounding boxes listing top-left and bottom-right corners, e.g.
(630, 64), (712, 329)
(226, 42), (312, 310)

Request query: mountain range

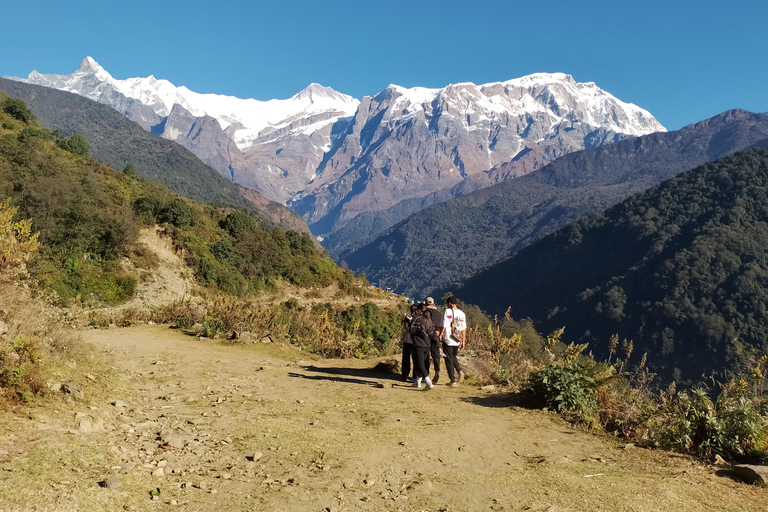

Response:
(0, 78), (311, 235)
(455, 147), (768, 382)
(340, 109), (768, 298)
(7, 58), (664, 245)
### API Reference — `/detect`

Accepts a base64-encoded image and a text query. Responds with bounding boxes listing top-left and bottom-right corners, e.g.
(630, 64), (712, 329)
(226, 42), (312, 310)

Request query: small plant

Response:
(176, 315), (194, 330)
(199, 317), (224, 338)
(526, 359), (602, 428)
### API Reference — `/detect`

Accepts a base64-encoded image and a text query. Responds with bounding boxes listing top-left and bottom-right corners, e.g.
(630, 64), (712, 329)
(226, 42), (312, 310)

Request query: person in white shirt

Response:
(442, 296), (466, 387)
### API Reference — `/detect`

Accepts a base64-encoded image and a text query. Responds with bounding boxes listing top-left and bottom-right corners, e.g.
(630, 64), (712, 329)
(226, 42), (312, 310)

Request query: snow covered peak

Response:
(13, 58), (361, 149)
(372, 73), (664, 137)
(292, 83), (356, 105)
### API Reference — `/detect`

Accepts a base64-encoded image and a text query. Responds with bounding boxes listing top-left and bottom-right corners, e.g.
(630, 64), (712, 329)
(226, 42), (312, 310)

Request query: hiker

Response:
(400, 304), (418, 381)
(425, 297), (444, 384)
(443, 296), (466, 386)
(409, 303), (436, 390)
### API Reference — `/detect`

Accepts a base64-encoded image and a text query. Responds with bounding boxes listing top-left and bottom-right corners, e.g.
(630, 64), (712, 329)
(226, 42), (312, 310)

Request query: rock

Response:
(733, 464), (768, 485)
(75, 412), (102, 433)
(112, 400), (129, 408)
(163, 436), (185, 450)
(152, 468), (165, 477)
(246, 451), (263, 462)
(61, 382), (85, 400)
(142, 442), (158, 455)
(622, 443), (635, 450)
(661, 489), (678, 499)
(714, 454), (728, 465)
(406, 479), (433, 496)
(480, 385), (495, 391)
(100, 476), (122, 489)
(342, 477), (356, 489)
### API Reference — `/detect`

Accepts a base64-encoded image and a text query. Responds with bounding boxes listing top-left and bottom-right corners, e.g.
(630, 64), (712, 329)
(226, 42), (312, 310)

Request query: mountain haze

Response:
(342, 110), (768, 297)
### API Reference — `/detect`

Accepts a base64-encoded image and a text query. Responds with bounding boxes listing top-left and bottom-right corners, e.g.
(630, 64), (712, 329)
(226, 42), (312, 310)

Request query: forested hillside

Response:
(0, 78), (311, 236)
(0, 93), (352, 304)
(457, 148), (768, 382)
(342, 110), (768, 297)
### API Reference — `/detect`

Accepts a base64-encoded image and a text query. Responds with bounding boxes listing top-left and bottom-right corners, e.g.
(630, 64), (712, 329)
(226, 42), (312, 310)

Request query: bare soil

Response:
(0, 325), (766, 512)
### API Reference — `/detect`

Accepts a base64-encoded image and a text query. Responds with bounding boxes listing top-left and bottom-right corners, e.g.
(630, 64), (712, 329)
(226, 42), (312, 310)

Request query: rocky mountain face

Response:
(9, 58), (665, 245)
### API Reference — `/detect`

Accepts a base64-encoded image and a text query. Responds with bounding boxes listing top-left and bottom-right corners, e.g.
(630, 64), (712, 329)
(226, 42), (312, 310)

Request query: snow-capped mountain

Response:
(9, 58), (665, 246)
(291, 73), (665, 236)
(14, 57), (360, 203)
(22, 57), (360, 149)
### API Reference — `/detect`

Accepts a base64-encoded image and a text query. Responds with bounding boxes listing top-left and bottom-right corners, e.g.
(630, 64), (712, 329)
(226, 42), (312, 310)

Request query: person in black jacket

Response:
(425, 297), (443, 384)
(409, 303), (435, 390)
(400, 304), (418, 381)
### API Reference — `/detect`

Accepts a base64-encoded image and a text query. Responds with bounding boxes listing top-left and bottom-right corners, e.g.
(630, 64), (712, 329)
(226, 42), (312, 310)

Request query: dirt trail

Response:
(1, 325), (765, 512)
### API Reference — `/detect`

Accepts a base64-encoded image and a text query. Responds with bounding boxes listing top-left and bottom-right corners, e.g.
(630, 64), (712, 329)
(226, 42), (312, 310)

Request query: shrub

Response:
(0, 200), (40, 274)
(0, 336), (45, 403)
(222, 210), (257, 237)
(159, 198), (193, 228)
(526, 359), (603, 427)
(3, 98), (33, 122)
(199, 316), (224, 338)
(652, 381), (768, 460)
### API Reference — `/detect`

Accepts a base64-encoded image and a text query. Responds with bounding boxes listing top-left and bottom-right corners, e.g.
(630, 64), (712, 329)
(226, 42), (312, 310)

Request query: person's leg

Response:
(413, 347), (429, 387)
(451, 345), (464, 383)
(430, 342), (441, 383)
(401, 343), (412, 381)
(442, 341), (456, 383)
(412, 346), (421, 379)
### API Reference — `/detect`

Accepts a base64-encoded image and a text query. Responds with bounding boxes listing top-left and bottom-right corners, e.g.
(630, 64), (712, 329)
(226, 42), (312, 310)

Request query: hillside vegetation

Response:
(457, 148), (768, 383)
(342, 110), (768, 297)
(0, 78), (310, 235)
(0, 93), (352, 305)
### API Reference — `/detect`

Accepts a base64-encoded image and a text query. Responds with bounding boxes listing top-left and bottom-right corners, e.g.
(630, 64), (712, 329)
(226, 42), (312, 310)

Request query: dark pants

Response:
(401, 343), (413, 381)
(413, 346), (430, 380)
(425, 341), (441, 383)
(443, 343), (462, 383)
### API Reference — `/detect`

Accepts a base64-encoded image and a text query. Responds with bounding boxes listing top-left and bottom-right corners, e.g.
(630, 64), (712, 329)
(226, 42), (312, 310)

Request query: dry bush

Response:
(0, 282), (90, 407)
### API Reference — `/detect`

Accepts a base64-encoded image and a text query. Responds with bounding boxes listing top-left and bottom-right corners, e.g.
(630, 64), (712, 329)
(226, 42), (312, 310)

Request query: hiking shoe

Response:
(414, 378), (422, 389)
(449, 381), (458, 388)
(458, 371), (465, 384)
(425, 377), (434, 390)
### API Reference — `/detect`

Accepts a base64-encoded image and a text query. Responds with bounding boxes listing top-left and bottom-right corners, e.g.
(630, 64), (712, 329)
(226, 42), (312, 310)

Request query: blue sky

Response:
(2, 0), (766, 130)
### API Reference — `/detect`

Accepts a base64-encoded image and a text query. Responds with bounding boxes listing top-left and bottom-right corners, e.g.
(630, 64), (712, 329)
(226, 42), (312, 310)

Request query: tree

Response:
(123, 164), (137, 177)
(222, 210), (257, 238)
(3, 98), (33, 122)
(159, 198), (193, 228)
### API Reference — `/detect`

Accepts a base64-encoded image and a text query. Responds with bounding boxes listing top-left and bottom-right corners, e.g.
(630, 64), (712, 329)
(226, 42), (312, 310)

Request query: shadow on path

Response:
(300, 364), (402, 381)
(460, 392), (524, 408)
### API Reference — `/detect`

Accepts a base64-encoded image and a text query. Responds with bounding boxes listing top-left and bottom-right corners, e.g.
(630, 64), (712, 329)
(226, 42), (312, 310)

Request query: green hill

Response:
(0, 78), (310, 236)
(0, 93), (351, 304)
(456, 148), (768, 382)
(341, 110), (768, 298)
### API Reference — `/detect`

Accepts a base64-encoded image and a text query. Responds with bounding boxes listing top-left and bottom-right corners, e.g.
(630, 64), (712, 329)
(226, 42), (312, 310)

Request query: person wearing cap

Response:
(443, 296), (466, 386)
(424, 297), (444, 384)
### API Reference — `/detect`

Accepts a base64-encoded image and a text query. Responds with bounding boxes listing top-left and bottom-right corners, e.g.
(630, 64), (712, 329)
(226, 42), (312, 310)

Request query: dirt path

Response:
(1, 325), (765, 511)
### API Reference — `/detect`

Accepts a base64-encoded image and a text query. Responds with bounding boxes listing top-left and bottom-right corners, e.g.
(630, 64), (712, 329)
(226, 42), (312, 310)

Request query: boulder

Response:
(733, 464), (768, 485)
